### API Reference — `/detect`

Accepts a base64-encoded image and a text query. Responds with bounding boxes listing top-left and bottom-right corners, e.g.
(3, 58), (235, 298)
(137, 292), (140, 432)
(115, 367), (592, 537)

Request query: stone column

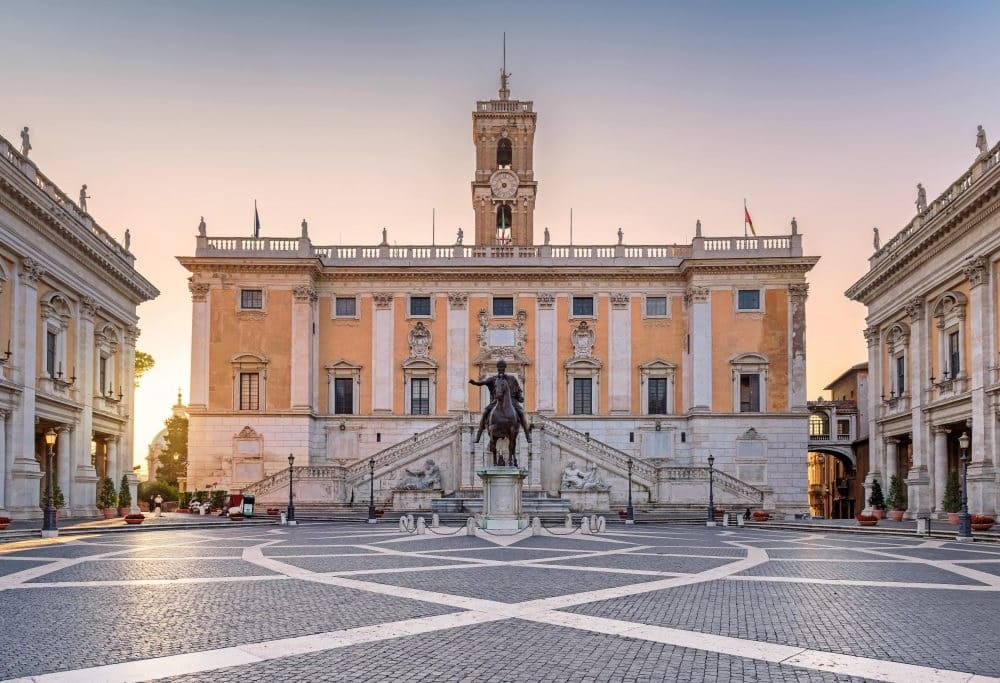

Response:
(932, 426), (949, 515)
(963, 256), (995, 514)
(56, 425), (71, 511)
(535, 293), (557, 413)
(10, 258), (44, 516)
(0, 409), (8, 511)
(904, 297), (930, 517)
(188, 281), (211, 409)
(787, 284), (809, 411)
(861, 325), (881, 514)
(372, 294), (394, 414)
(120, 325), (139, 482)
(885, 437), (898, 489)
(291, 285), (317, 411)
(687, 286), (711, 412)
(446, 293), (469, 412)
(609, 294), (631, 414)
(106, 437), (119, 491)
(74, 297), (98, 515)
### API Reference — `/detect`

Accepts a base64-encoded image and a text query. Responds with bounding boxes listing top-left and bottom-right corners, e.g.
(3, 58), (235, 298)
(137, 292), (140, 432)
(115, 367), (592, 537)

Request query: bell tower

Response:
(472, 47), (537, 246)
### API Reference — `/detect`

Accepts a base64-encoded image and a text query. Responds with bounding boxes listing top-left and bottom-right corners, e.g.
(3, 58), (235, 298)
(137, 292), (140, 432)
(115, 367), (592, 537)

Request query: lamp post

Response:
(367, 457), (377, 524)
(958, 431), (971, 540)
(286, 453), (296, 526)
(707, 453), (716, 527)
(625, 457), (634, 525)
(42, 428), (58, 538)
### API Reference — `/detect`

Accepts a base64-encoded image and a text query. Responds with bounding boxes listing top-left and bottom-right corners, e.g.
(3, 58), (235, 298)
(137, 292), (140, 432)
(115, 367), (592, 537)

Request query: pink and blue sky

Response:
(3, 1), (1000, 467)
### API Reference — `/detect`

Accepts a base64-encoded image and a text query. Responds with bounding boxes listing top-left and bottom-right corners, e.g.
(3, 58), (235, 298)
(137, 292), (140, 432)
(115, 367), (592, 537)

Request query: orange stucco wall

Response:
(629, 294), (685, 413)
(318, 294), (374, 414)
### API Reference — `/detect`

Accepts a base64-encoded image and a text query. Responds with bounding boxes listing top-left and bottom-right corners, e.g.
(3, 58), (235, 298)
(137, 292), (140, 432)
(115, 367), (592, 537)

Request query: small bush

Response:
(98, 477), (117, 509)
(942, 470), (962, 514)
(867, 478), (886, 510)
(138, 480), (179, 506)
(118, 475), (132, 508)
(886, 475), (907, 511)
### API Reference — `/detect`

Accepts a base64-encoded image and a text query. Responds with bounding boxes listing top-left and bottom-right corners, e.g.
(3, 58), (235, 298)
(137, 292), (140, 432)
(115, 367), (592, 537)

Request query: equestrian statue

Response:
(470, 360), (531, 467)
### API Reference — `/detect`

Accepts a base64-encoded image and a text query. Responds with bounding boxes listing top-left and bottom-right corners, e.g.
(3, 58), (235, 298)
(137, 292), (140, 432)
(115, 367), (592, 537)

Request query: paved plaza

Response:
(1, 523), (999, 682)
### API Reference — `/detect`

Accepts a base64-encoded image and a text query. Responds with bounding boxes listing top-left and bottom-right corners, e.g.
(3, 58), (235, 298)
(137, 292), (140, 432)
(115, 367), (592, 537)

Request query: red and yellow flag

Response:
(744, 204), (757, 236)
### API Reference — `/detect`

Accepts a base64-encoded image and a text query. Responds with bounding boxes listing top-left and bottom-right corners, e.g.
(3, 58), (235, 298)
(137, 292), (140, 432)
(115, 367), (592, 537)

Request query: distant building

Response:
(807, 363), (869, 518)
(0, 134), (159, 519)
(180, 72), (818, 517)
(847, 136), (1000, 518)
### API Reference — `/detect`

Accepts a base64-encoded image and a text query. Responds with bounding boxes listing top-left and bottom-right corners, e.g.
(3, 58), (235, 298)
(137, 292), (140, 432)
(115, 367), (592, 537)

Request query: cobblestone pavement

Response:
(1, 523), (999, 682)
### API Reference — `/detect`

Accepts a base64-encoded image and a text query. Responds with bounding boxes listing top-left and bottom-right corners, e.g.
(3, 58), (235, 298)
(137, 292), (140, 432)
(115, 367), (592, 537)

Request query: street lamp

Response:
(707, 453), (716, 527)
(286, 453), (296, 526)
(42, 428), (58, 538)
(625, 457), (635, 525)
(367, 457), (377, 524)
(958, 431), (971, 540)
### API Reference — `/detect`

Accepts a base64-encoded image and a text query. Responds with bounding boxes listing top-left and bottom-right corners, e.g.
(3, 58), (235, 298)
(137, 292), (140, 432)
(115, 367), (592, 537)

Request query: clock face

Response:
(490, 170), (519, 199)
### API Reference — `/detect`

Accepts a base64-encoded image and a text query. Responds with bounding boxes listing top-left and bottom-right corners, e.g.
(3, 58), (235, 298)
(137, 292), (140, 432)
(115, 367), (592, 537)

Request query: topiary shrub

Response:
(98, 477), (117, 509)
(118, 475), (132, 508)
(868, 478), (886, 510)
(942, 469), (962, 513)
(886, 475), (907, 511)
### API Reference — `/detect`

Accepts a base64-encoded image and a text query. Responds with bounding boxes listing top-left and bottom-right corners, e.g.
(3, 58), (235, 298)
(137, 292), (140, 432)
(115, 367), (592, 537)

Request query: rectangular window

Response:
(572, 296), (594, 317)
(737, 289), (761, 311)
(409, 296), (431, 317)
(410, 377), (430, 415)
(648, 378), (668, 414)
(99, 356), (109, 395)
(573, 377), (593, 415)
(240, 289), (263, 309)
(739, 373), (760, 412)
(239, 372), (260, 410)
(837, 419), (851, 437)
(334, 297), (357, 317)
(46, 330), (57, 376)
(333, 377), (354, 414)
(948, 331), (960, 377)
(492, 297), (514, 316)
(895, 355), (905, 394)
(645, 296), (667, 316)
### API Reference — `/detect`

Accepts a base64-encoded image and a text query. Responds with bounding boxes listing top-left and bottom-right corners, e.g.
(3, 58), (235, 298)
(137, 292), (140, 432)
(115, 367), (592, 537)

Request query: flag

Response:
(253, 200), (261, 238)
(744, 202), (756, 236)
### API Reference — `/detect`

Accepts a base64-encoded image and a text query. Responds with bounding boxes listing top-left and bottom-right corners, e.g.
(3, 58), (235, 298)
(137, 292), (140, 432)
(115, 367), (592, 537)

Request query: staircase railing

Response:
(345, 418), (464, 485)
(657, 466), (763, 502)
(533, 414), (656, 486)
(242, 465), (347, 498)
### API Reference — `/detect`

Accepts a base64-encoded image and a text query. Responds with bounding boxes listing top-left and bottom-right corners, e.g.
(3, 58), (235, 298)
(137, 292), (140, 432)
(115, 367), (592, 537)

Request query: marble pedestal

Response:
(477, 466), (528, 531)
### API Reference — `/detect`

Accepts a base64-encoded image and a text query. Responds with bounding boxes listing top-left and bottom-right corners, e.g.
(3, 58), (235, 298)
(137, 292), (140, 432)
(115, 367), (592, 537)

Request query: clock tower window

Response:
(496, 137), (512, 168)
(495, 204), (512, 245)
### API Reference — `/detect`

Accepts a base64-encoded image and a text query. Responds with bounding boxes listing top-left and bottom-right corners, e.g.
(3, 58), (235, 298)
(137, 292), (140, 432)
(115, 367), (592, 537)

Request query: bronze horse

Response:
(487, 375), (520, 467)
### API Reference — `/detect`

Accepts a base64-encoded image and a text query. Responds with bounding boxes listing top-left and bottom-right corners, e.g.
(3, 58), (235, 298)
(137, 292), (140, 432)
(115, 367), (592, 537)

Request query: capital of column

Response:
(863, 325), (880, 347)
(536, 292), (555, 309)
(80, 296), (99, 322)
(373, 293), (394, 309)
(447, 292), (468, 310)
(188, 279), (211, 302)
(610, 293), (630, 309)
(788, 283), (809, 304)
(931, 425), (951, 435)
(124, 324), (140, 346)
(19, 256), (45, 286)
(292, 284), (317, 303)
(904, 297), (925, 321)
(57, 424), (72, 435)
(963, 255), (989, 288)
(684, 286), (709, 307)
(884, 436), (900, 446)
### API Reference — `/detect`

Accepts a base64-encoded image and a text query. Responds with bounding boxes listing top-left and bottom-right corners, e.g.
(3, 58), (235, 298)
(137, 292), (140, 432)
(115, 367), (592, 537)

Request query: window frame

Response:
(643, 295), (669, 318)
(571, 296), (595, 318)
(333, 376), (354, 415)
(231, 353), (268, 412)
(730, 353), (769, 413)
(407, 295), (433, 318)
(238, 371), (261, 411)
(333, 296), (358, 319)
(735, 288), (763, 312)
(492, 296), (515, 317)
(639, 359), (676, 415)
(325, 360), (362, 415)
(239, 288), (265, 311)
(572, 377), (593, 415)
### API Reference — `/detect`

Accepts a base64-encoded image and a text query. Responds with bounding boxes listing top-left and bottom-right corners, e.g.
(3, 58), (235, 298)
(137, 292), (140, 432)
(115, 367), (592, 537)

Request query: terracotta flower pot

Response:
(872, 509), (885, 520)
(267, 508), (280, 516)
(118, 507), (131, 517)
(857, 520), (878, 527)
(888, 510), (905, 522)
(751, 512), (770, 521)
(0, 516), (9, 530)
(124, 514), (144, 525)
(972, 523), (994, 532)
(102, 508), (117, 519)
(947, 512), (960, 525)
(228, 513), (245, 521)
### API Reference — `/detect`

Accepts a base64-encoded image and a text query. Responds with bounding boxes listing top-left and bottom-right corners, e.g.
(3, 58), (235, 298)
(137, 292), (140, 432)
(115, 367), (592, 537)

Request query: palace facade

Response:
(0, 134), (158, 519)
(182, 76), (818, 516)
(847, 135), (1000, 518)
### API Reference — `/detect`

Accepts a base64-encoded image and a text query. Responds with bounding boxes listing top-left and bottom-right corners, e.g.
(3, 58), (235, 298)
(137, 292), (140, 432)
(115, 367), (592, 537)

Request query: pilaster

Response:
(188, 280), (211, 409)
(787, 284), (808, 410)
(608, 293), (631, 414)
(56, 425), (71, 511)
(372, 293), (394, 414)
(10, 259), (43, 517)
(447, 293), (469, 411)
(291, 285), (317, 411)
(686, 286), (711, 412)
(534, 293), (556, 412)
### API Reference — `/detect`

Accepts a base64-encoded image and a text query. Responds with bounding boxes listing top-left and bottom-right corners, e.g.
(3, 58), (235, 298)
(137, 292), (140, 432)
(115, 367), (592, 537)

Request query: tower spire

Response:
(499, 32), (511, 100)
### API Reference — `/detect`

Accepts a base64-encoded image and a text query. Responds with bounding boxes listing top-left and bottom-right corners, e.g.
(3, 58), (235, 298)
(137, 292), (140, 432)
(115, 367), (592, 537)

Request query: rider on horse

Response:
(469, 360), (531, 444)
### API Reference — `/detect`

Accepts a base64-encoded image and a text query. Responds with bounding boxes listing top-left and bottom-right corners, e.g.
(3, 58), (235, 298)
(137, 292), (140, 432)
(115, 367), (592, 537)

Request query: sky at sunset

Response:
(3, 0), (1000, 468)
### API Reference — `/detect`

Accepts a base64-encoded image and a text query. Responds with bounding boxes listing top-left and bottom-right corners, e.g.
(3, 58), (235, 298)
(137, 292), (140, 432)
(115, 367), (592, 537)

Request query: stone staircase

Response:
(344, 418), (464, 488)
(431, 489), (571, 516)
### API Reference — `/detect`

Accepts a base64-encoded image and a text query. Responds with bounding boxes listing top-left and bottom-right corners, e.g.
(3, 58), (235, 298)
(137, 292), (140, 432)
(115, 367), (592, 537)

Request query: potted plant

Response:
(117, 475), (132, 516)
(942, 469), (962, 524)
(886, 475), (907, 522)
(98, 477), (118, 518)
(971, 515), (995, 532)
(123, 513), (145, 525)
(868, 479), (886, 520)
(855, 513), (879, 527)
(0, 515), (10, 530)
(751, 510), (770, 522)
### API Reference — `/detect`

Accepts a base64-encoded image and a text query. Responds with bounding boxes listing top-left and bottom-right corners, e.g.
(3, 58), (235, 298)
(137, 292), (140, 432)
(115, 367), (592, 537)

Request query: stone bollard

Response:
(532, 516), (542, 533)
(466, 517), (477, 535)
(722, 513), (730, 527)
(737, 513), (745, 528)
(416, 517), (426, 534)
(565, 513), (574, 529)
(580, 515), (590, 534)
(431, 513), (440, 528)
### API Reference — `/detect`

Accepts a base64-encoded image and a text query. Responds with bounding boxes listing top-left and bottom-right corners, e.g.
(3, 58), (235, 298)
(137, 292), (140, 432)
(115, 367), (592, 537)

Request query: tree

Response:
(134, 351), (155, 386)
(118, 475), (132, 509)
(942, 469), (962, 513)
(156, 411), (188, 486)
(886, 475), (907, 511)
(98, 477), (117, 510)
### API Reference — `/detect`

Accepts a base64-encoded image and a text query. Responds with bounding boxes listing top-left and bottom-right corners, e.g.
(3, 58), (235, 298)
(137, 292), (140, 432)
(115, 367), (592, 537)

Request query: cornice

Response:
(846, 178), (1000, 303)
(0, 178), (159, 303)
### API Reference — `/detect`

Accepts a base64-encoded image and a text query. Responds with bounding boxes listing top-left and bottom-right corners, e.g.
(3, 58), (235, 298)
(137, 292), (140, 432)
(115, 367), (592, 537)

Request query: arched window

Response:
(809, 412), (830, 438)
(496, 138), (512, 168)
(495, 204), (512, 245)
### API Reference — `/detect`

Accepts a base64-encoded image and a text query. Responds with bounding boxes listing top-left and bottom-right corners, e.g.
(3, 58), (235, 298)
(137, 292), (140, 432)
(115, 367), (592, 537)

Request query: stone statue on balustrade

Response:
(977, 125), (988, 156)
(301, 219), (309, 238)
(456, 227), (463, 245)
(873, 227), (880, 250)
(79, 184), (90, 213)
(617, 227), (624, 245)
(915, 183), (927, 213)
(124, 229), (131, 251)
(397, 459), (441, 490)
(198, 216), (207, 236)
(20, 126), (31, 157)
(543, 226), (550, 245)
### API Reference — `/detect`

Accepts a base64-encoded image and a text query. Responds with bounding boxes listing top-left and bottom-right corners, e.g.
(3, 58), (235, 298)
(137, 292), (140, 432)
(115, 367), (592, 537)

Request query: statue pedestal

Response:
(393, 489), (442, 511)
(560, 489), (611, 512)
(477, 466), (528, 531)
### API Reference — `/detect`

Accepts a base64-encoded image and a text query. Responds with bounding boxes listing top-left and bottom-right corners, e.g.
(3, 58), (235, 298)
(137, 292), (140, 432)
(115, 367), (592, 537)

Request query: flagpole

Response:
(432, 207), (435, 245)
(570, 208), (573, 245)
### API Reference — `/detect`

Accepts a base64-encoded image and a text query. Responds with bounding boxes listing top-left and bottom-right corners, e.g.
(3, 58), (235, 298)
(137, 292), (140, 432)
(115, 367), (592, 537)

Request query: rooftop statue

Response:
(543, 226), (550, 245)
(79, 184), (90, 213)
(124, 228), (131, 251)
(20, 126), (31, 157)
(456, 227), (463, 245)
(198, 216), (206, 236)
(976, 125), (988, 156)
(915, 183), (927, 214)
(873, 226), (880, 250)
(301, 219), (309, 238)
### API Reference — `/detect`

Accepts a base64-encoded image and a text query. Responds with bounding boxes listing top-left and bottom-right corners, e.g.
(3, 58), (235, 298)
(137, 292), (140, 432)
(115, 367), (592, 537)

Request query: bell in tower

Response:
(471, 41), (537, 247)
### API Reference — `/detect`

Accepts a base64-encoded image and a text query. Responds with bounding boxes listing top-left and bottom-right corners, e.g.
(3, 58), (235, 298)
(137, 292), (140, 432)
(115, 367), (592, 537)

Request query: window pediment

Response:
(565, 356), (602, 370)
(731, 353), (769, 366)
(883, 322), (910, 348)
